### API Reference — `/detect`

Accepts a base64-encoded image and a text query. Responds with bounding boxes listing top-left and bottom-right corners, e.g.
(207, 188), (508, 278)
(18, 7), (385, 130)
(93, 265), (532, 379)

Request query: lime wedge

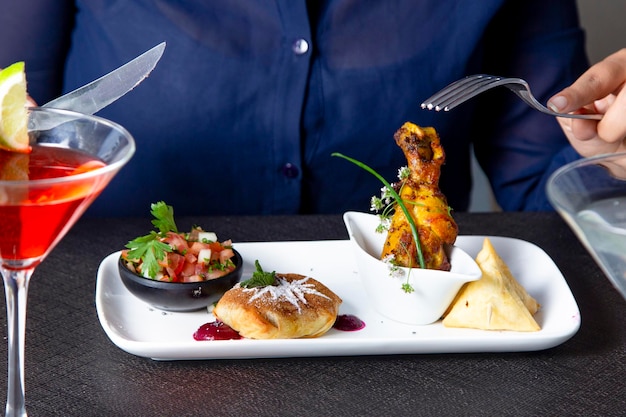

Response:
(0, 62), (29, 153)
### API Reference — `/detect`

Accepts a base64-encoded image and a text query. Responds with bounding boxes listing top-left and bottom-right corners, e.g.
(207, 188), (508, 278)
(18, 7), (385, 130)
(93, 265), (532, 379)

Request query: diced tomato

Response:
(184, 274), (204, 283)
(184, 252), (197, 264)
(189, 241), (211, 256)
(163, 232), (189, 253)
(205, 269), (229, 279)
(165, 253), (186, 278)
(219, 248), (235, 263)
(195, 262), (207, 276)
(208, 241), (223, 252)
(180, 260), (197, 278)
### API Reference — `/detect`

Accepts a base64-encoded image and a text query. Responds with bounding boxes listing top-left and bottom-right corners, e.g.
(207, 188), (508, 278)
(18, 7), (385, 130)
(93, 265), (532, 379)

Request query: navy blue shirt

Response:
(0, 0), (588, 216)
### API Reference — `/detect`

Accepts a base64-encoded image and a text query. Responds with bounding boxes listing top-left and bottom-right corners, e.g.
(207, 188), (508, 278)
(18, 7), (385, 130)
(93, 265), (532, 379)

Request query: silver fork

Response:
(420, 74), (602, 120)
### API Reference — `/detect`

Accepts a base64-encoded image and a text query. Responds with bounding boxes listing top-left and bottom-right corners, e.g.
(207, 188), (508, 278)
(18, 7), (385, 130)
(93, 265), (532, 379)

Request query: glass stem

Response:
(1, 267), (32, 417)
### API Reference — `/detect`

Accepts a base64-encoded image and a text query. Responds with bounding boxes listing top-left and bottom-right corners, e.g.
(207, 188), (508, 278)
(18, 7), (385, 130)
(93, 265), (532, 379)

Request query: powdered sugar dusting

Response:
(241, 276), (330, 313)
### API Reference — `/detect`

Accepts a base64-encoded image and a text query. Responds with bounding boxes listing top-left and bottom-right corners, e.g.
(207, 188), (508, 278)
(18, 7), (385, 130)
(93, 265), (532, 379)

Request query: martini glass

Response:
(0, 107), (135, 417)
(547, 152), (626, 301)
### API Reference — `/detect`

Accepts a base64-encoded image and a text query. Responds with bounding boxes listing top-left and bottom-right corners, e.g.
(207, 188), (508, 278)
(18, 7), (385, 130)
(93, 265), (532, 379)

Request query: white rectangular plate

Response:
(95, 236), (580, 360)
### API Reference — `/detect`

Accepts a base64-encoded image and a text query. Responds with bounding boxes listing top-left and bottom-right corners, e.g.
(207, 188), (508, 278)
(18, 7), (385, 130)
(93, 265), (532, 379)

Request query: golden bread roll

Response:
(214, 273), (342, 339)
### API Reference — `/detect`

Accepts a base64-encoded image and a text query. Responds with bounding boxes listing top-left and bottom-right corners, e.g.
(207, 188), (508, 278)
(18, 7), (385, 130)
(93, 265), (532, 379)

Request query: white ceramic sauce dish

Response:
(343, 211), (482, 325)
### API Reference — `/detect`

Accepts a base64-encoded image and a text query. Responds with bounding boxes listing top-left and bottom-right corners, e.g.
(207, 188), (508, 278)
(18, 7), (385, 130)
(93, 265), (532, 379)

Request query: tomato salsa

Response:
(121, 227), (237, 283)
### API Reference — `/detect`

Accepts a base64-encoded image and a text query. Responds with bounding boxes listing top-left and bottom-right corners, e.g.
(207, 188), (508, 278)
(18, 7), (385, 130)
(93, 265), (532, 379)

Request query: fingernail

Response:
(548, 95), (568, 112)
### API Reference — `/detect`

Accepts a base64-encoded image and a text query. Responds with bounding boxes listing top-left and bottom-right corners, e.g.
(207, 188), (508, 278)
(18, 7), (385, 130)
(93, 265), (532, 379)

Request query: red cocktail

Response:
(0, 108), (135, 416)
(0, 146), (106, 263)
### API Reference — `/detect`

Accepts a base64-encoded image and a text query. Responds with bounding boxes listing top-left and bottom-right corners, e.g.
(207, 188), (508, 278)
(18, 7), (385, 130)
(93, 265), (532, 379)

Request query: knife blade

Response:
(42, 42), (166, 114)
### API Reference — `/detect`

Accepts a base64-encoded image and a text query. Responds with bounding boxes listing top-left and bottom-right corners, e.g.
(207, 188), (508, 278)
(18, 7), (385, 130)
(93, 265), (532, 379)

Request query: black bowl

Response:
(118, 250), (243, 312)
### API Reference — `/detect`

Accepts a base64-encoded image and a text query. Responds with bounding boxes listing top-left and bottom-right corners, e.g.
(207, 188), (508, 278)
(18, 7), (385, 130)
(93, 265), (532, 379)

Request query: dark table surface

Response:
(5, 212), (626, 416)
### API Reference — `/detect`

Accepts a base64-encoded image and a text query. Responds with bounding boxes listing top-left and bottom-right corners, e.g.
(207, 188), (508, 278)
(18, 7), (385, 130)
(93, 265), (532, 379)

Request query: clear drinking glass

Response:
(547, 152), (626, 300)
(0, 107), (135, 416)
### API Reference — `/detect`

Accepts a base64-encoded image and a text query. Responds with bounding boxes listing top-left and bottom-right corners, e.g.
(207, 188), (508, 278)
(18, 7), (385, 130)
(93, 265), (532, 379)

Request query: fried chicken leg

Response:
(380, 122), (458, 270)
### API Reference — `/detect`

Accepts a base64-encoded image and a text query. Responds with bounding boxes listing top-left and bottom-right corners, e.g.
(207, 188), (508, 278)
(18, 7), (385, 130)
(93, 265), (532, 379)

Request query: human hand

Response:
(547, 48), (626, 157)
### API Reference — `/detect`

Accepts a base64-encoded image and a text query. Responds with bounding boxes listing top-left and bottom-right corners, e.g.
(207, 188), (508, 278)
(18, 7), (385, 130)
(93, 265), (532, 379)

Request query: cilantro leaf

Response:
(125, 232), (173, 279)
(123, 202), (178, 279)
(150, 201), (177, 233)
(240, 260), (277, 288)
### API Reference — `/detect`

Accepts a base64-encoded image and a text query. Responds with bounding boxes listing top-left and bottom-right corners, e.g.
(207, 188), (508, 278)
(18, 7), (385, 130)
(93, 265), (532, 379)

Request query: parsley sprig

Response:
(124, 201), (178, 279)
(240, 260), (277, 288)
(150, 201), (177, 234)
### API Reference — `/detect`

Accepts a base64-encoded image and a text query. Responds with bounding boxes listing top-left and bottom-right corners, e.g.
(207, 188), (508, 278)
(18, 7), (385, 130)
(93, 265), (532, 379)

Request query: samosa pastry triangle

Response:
(442, 238), (540, 331)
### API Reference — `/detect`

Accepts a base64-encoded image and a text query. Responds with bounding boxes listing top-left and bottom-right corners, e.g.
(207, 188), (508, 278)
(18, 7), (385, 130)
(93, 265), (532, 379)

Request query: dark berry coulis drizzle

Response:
(193, 321), (242, 341)
(333, 314), (366, 331)
(193, 314), (365, 341)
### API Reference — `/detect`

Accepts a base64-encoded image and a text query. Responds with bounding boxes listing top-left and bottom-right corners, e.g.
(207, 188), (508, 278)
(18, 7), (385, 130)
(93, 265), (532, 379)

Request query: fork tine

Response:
(420, 76), (484, 110)
(439, 77), (506, 111)
(431, 77), (498, 111)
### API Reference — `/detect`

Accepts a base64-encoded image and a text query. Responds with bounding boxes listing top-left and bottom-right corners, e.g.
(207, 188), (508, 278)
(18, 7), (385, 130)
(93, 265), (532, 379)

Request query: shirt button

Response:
(292, 38), (309, 55)
(282, 163), (299, 178)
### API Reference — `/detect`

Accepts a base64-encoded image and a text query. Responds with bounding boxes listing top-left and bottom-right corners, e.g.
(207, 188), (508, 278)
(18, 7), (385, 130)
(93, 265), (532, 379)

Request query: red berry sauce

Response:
(194, 314), (365, 341)
(333, 314), (366, 331)
(193, 321), (242, 341)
